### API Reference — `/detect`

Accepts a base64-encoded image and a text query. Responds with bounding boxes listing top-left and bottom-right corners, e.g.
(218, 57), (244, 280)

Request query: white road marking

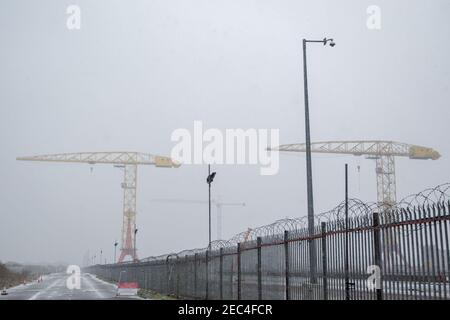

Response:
(46, 277), (67, 299)
(86, 273), (117, 289)
(82, 274), (106, 299)
(28, 277), (63, 300)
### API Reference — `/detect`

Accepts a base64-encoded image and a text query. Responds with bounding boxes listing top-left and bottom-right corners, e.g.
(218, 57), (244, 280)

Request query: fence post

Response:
(257, 237), (262, 300)
(176, 256), (180, 299)
(194, 253), (198, 298)
(237, 242), (241, 300)
(185, 255), (188, 298)
(143, 268), (146, 290)
(147, 262), (154, 289)
(219, 248), (224, 300)
(284, 230), (290, 300)
(373, 212), (383, 300)
(166, 257), (170, 295)
(321, 222), (328, 300)
(205, 250), (209, 300)
(143, 269), (147, 290)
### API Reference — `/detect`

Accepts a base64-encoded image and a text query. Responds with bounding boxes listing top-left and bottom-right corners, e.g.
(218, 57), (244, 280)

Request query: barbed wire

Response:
(397, 183), (450, 208)
(122, 182), (450, 264)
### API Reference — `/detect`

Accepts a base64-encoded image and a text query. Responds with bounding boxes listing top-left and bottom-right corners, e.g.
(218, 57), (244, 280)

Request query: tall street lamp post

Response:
(302, 37), (335, 284)
(205, 165), (216, 300)
(206, 165), (216, 250)
(134, 228), (138, 262)
(345, 163), (351, 300)
(114, 241), (118, 264)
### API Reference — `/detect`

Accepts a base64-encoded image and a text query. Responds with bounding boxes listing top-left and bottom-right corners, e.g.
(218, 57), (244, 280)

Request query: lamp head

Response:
(206, 172), (217, 184)
(323, 38), (335, 47)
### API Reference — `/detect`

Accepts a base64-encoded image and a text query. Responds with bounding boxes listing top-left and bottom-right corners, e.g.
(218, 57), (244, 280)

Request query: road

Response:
(0, 273), (138, 300)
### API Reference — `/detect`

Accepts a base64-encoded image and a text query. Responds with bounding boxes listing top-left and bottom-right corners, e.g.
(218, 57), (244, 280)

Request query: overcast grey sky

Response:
(0, 0), (449, 265)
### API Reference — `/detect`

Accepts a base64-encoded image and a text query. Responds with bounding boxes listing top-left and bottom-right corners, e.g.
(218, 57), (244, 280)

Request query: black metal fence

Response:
(85, 185), (450, 300)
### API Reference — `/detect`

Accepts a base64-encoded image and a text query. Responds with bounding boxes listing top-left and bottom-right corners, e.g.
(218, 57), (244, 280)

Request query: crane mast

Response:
(17, 151), (180, 263)
(120, 164), (138, 262)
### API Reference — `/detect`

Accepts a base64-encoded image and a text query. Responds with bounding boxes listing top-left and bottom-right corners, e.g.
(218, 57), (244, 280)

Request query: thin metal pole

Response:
(219, 248), (224, 300)
(206, 165), (211, 300)
(237, 242), (241, 300)
(144, 268), (147, 290)
(205, 164), (211, 300)
(176, 256), (180, 299)
(345, 163), (350, 300)
(166, 257), (170, 294)
(399, 209), (408, 299)
(321, 222), (328, 300)
(284, 230), (290, 300)
(442, 203), (450, 300)
(436, 204), (446, 299)
(194, 253), (198, 298)
(205, 250), (209, 300)
(373, 212), (383, 300)
(423, 206), (432, 297)
(134, 229), (138, 261)
(409, 208), (419, 300)
(431, 205), (442, 299)
(257, 237), (262, 300)
(208, 164), (211, 250)
(303, 38), (317, 284)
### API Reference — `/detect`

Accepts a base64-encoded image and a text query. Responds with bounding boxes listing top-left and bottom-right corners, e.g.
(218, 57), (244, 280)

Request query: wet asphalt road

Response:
(0, 273), (139, 300)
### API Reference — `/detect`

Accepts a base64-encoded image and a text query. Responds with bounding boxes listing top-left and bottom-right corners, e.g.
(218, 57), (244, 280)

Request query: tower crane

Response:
(17, 151), (180, 263)
(269, 141), (440, 206)
(270, 141), (440, 271)
(151, 197), (245, 240)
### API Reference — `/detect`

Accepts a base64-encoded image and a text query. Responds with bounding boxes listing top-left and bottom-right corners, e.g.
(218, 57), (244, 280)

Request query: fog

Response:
(0, 0), (448, 265)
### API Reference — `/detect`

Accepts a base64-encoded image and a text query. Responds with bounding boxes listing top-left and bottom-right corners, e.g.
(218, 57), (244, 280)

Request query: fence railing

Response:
(86, 199), (450, 300)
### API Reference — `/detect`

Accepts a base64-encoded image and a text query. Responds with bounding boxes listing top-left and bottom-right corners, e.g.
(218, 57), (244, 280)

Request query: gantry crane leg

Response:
(375, 155), (409, 272)
(375, 155), (396, 206)
(118, 164), (138, 262)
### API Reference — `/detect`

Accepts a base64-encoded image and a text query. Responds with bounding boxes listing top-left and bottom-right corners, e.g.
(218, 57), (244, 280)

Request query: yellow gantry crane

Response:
(271, 141), (440, 268)
(270, 141), (440, 206)
(17, 152), (180, 262)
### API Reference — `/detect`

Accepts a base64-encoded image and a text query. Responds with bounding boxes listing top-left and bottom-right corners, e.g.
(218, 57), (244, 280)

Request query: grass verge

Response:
(138, 288), (177, 300)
